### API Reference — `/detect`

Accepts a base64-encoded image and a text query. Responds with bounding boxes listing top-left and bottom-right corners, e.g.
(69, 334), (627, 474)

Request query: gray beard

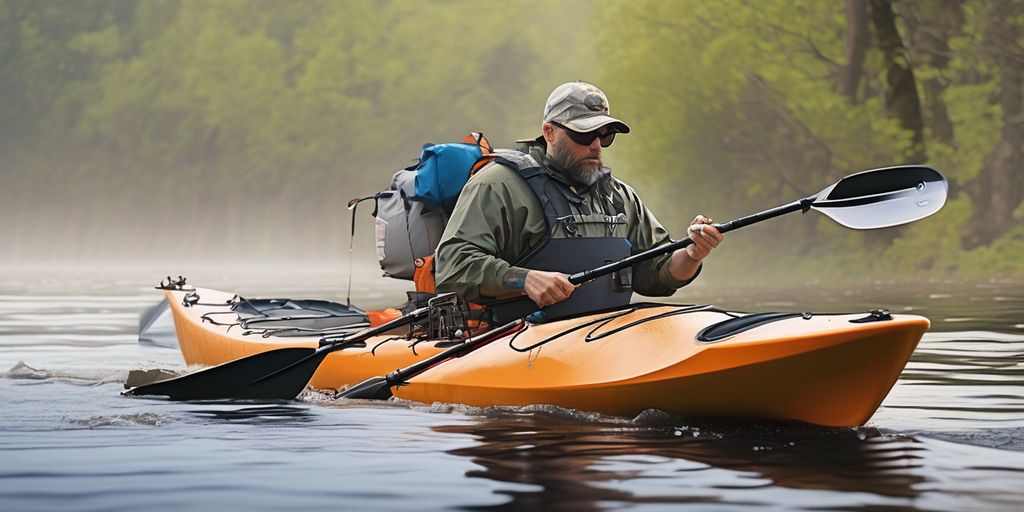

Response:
(551, 141), (602, 188)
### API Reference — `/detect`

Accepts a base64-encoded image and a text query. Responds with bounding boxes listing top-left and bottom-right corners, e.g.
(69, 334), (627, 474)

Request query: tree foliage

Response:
(599, 0), (1024, 281)
(0, 0), (595, 262)
(1, 0), (1021, 283)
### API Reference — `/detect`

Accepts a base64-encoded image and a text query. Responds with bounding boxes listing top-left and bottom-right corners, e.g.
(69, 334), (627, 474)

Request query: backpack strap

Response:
(486, 150), (588, 235)
(515, 165), (586, 232)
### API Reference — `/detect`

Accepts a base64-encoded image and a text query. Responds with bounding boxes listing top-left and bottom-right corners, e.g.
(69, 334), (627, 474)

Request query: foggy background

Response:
(2, 0), (1022, 286)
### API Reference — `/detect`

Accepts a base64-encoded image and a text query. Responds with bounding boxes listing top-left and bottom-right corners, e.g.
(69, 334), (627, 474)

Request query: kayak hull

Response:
(165, 289), (927, 426)
(394, 307), (927, 427)
(165, 289), (446, 391)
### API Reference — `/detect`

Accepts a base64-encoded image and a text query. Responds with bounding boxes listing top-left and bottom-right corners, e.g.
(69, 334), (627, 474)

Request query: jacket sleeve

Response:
(623, 186), (700, 296)
(434, 167), (537, 302)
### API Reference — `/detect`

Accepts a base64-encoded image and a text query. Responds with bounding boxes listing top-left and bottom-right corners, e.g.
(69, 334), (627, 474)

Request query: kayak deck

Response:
(165, 288), (446, 390)
(394, 306), (927, 427)
(164, 288), (927, 426)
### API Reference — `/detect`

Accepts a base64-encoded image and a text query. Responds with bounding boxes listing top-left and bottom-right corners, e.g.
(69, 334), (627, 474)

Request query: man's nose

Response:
(588, 136), (602, 152)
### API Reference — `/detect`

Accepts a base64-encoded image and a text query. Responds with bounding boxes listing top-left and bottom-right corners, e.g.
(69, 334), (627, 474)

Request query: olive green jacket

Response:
(434, 143), (697, 302)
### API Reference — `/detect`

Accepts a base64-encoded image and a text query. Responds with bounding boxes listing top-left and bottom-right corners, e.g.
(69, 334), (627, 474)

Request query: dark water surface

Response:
(2, 271), (1022, 511)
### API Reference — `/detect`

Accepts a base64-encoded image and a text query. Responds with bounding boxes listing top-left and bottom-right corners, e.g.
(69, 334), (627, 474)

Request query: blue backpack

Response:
(412, 132), (493, 214)
(351, 133), (494, 283)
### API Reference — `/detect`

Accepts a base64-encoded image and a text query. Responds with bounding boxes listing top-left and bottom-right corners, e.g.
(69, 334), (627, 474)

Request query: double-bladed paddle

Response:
(126, 164), (947, 402)
(341, 164), (948, 400)
(568, 165), (947, 286)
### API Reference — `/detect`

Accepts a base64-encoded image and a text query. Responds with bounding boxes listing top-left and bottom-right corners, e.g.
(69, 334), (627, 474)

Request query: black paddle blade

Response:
(336, 376), (395, 401)
(811, 165), (947, 229)
(124, 347), (322, 400)
(124, 307), (430, 401)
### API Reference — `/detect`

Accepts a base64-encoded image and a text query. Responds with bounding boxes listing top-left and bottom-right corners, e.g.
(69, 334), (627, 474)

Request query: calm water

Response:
(1, 271), (1023, 511)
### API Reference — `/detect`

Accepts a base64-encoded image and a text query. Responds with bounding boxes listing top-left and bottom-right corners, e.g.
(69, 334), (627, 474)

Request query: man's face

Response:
(547, 124), (614, 187)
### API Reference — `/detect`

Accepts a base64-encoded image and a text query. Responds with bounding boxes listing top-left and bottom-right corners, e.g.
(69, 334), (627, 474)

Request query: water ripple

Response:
(2, 277), (1023, 511)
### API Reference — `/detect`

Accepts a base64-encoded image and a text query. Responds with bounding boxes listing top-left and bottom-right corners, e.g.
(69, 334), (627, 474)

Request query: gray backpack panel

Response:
(375, 168), (446, 279)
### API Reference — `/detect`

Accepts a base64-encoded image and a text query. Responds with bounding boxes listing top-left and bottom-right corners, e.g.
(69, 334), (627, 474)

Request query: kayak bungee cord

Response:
(406, 337), (432, 356)
(200, 310), (242, 327)
(180, 285), (743, 353)
(183, 290), (238, 308)
(584, 304), (724, 342)
(240, 315), (370, 330)
(370, 335), (412, 355)
(508, 303), (733, 352)
(248, 324), (370, 339)
(185, 287), (374, 338)
(161, 277), (269, 332)
(508, 309), (632, 352)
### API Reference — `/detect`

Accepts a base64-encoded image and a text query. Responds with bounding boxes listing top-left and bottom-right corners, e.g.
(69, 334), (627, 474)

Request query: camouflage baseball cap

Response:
(543, 81), (630, 134)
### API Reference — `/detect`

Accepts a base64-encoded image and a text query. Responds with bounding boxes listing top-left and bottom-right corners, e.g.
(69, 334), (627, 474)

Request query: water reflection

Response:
(3, 274), (1023, 511)
(435, 411), (928, 510)
(186, 404), (316, 423)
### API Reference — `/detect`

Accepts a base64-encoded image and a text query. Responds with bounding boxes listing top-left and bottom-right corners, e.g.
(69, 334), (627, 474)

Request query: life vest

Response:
(357, 135), (633, 323)
(477, 148), (634, 323)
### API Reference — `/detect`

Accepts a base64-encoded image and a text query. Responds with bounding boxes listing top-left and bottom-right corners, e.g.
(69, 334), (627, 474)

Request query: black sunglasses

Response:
(552, 122), (617, 147)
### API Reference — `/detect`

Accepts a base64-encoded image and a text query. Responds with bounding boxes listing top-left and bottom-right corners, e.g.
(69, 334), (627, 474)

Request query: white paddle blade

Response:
(810, 165), (948, 230)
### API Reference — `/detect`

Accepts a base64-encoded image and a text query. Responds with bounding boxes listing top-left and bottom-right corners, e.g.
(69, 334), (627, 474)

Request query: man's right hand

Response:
(524, 270), (577, 307)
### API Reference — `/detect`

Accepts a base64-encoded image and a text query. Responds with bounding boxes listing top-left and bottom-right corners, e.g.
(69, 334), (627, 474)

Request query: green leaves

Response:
(0, 0), (601, 262)
(1, 0), (1021, 280)
(597, 0), (1024, 282)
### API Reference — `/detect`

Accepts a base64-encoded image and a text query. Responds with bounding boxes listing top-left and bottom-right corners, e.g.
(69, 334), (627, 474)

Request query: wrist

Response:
(501, 267), (529, 292)
(671, 248), (701, 281)
(682, 246), (703, 265)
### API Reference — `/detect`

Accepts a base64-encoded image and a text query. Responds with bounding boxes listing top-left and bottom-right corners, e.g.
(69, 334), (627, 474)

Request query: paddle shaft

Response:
(340, 165), (949, 401)
(338, 319), (527, 400)
(134, 165), (944, 401)
(240, 306), (429, 386)
(341, 195), (807, 393)
(568, 196), (816, 286)
(386, 319), (525, 383)
(317, 306), (428, 348)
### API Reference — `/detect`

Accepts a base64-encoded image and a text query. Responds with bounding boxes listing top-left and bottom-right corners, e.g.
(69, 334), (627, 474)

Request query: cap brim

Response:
(564, 115), (631, 134)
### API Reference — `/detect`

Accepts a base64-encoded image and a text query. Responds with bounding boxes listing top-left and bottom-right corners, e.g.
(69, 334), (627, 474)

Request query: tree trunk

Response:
(870, 0), (927, 163)
(842, 0), (870, 102)
(904, 0), (963, 146)
(973, 0), (1024, 245)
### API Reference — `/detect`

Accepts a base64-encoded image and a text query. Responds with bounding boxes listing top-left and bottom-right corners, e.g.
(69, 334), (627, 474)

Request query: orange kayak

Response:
(163, 288), (447, 391)
(165, 288), (927, 426)
(395, 305), (927, 427)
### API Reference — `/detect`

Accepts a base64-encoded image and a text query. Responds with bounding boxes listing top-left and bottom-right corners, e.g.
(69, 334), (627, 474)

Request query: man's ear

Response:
(542, 123), (556, 144)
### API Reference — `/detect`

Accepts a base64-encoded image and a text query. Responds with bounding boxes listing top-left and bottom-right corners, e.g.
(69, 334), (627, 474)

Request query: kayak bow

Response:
(147, 287), (926, 426)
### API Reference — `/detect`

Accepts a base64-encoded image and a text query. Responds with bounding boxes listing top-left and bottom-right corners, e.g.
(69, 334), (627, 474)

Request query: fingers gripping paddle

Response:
(124, 307), (429, 400)
(340, 165), (947, 402)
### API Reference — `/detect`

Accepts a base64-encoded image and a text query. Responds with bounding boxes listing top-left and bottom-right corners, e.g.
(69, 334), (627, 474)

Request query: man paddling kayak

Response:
(435, 81), (724, 319)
